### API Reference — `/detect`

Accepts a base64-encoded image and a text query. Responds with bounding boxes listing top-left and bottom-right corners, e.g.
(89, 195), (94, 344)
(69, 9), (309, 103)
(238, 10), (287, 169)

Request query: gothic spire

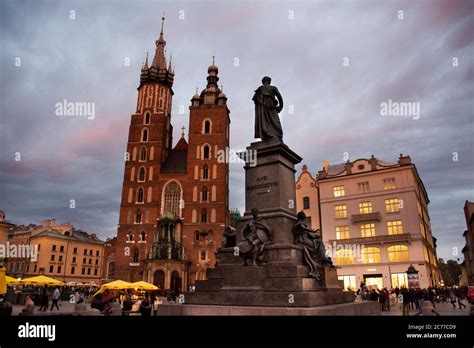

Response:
(152, 15), (167, 70)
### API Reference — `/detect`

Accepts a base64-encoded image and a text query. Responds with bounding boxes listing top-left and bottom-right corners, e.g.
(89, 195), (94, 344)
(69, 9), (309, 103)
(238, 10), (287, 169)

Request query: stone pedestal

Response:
(183, 140), (377, 314)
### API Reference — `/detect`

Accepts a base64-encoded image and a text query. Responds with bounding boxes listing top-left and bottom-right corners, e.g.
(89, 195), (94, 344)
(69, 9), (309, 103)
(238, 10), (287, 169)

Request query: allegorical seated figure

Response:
(238, 208), (273, 266)
(222, 225), (237, 248)
(292, 211), (335, 280)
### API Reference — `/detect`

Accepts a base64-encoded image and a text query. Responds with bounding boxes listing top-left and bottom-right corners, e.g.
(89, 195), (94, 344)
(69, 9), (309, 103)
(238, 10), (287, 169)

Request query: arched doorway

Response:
(170, 270), (182, 294)
(153, 270), (165, 296)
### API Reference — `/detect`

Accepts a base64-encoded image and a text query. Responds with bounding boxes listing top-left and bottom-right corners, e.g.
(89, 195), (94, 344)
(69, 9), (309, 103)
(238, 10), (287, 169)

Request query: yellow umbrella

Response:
(100, 280), (131, 290)
(129, 281), (159, 291)
(20, 275), (64, 286)
(5, 275), (19, 284)
(0, 267), (6, 295)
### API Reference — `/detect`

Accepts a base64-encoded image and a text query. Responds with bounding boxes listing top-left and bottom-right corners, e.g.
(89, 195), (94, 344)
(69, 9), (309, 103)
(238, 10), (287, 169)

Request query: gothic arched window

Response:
(201, 209), (207, 223)
(203, 145), (210, 159)
(163, 181), (182, 217)
(202, 164), (209, 180)
(138, 167), (146, 182)
(132, 248), (139, 263)
(144, 112), (151, 125)
(137, 187), (144, 203)
(141, 128), (148, 142)
(135, 209), (142, 224)
(201, 186), (208, 202)
(140, 146), (147, 161)
(203, 120), (211, 134)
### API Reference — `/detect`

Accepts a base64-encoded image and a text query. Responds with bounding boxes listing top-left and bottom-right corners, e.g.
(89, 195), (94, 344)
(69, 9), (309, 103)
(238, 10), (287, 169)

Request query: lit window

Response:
(335, 249), (354, 265)
(385, 198), (400, 213)
(358, 201), (372, 214)
(303, 197), (310, 210)
(357, 181), (370, 193)
(336, 226), (349, 240)
(391, 273), (408, 288)
(361, 247), (381, 263)
(360, 223), (376, 237)
(338, 275), (356, 291)
(387, 245), (409, 262)
(334, 205), (347, 219)
(387, 220), (403, 235)
(333, 186), (345, 197)
(383, 178), (396, 190)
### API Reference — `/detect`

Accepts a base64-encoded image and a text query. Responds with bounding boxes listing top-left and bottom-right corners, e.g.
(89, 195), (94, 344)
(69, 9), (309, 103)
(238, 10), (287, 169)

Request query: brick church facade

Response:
(114, 18), (230, 293)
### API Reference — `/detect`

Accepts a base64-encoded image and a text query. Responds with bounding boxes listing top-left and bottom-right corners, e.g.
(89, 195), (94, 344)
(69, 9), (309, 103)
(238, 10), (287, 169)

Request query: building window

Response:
(59, 255), (63, 262)
(335, 249), (354, 265)
(140, 231), (146, 241)
(52, 245), (57, 251)
(128, 233), (133, 241)
(361, 247), (381, 263)
(82, 268), (85, 275)
(108, 262), (115, 278)
(201, 186), (208, 202)
(83, 258), (86, 263)
(201, 209), (207, 223)
(391, 273), (408, 288)
(338, 275), (356, 291)
(136, 210), (142, 223)
(72, 257), (76, 263)
(89, 259), (92, 264)
(383, 177), (396, 190)
(34, 264), (37, 273)
(138, 167), (146, 182)
(387, 220), (404, 235)
(95, 259), (99, 265)
(94, 269), (98, 276)
(49, 265), (54, 273)
(358, 201), (372, 214)
(388, 245), (409, 262)
(203, 120), (211, 134)
(141, 128), (148, 142)
(333, 186), (345, 197)
(84, 249), (87, 255)
(87, 268), (91, 275)
(203, 145), (210, 159)
(71, 266), (75, 274)
(132, 249), (139, 263)
(303, 196), (310, 209)
(194, 231), (200, 241)
(200, 250), (207, 261)
(336, 226), (350, 240)
(57, 266), (62, 273)
(334, 205), (347, 219)
(360, 223), (376, 237)
(202, 164), (209, 180)
(59, 245), (64, 252)
(73, 247), (77, 254)
(163, 180), (182, 217)
(140, 146), (147, 161)
(144, 112), (151, 125)
(137, 187), (144, 203)
(385, 198), (400, 213)
(357, 181), (370, 193)
(96, 250), (99, 257)
(51, 255), (55, 261)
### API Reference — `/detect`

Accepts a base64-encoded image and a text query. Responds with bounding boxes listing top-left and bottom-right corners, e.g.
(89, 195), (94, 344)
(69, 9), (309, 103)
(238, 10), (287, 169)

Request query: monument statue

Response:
(222, 225), (237, 248)
(252, 76), (284, 142)
(238, 208), (273, 266)
(292, 211), (335, 280)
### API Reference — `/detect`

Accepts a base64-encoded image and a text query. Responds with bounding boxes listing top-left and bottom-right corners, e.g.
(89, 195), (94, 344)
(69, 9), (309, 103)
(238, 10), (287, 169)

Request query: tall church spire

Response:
(152, 15), (167, 70)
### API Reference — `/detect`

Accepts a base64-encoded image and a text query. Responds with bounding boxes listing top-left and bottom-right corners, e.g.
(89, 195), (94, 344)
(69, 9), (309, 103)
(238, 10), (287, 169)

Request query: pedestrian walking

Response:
(50, 287), (61, 311)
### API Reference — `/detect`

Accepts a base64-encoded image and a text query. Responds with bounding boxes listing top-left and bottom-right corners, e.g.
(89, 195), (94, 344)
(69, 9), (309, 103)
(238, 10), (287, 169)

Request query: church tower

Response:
(182, 57), (230, 283)
(115, 17), (176, 282)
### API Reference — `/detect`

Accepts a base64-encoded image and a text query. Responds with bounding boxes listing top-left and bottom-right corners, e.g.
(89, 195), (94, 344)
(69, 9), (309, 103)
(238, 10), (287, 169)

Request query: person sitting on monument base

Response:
(292, 211), (335, 280)
(238, 208), (273, 266)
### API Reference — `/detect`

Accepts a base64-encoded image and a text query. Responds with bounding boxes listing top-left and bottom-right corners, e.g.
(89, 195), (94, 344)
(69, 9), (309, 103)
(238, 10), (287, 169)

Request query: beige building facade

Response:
(296, 155), (441, 290)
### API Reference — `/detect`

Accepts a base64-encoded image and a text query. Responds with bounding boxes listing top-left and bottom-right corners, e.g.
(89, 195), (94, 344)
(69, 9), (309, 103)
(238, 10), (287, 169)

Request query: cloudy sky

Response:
(1, 0), (473, 261)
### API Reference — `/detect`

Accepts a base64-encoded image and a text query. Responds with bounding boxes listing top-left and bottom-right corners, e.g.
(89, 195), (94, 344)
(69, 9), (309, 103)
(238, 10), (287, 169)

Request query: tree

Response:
(438, 258), (462, 286)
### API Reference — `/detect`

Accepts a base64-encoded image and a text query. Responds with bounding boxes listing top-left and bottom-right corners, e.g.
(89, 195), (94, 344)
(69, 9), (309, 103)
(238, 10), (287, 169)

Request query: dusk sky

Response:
(1, 0), (473, 261)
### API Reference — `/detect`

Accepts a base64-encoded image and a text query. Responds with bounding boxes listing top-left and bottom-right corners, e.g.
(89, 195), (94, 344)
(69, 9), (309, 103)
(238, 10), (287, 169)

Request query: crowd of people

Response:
(355, 283), (472, 315)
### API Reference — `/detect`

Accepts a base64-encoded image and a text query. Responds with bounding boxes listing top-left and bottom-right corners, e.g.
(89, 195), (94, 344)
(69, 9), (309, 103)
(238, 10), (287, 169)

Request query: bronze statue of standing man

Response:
(253, 76), (284, 142)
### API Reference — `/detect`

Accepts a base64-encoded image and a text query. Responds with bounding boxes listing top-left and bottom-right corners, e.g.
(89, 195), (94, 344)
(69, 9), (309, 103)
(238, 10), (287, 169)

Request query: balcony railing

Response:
(351, 212), (382, 223)
(149, 240), (183, 261)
